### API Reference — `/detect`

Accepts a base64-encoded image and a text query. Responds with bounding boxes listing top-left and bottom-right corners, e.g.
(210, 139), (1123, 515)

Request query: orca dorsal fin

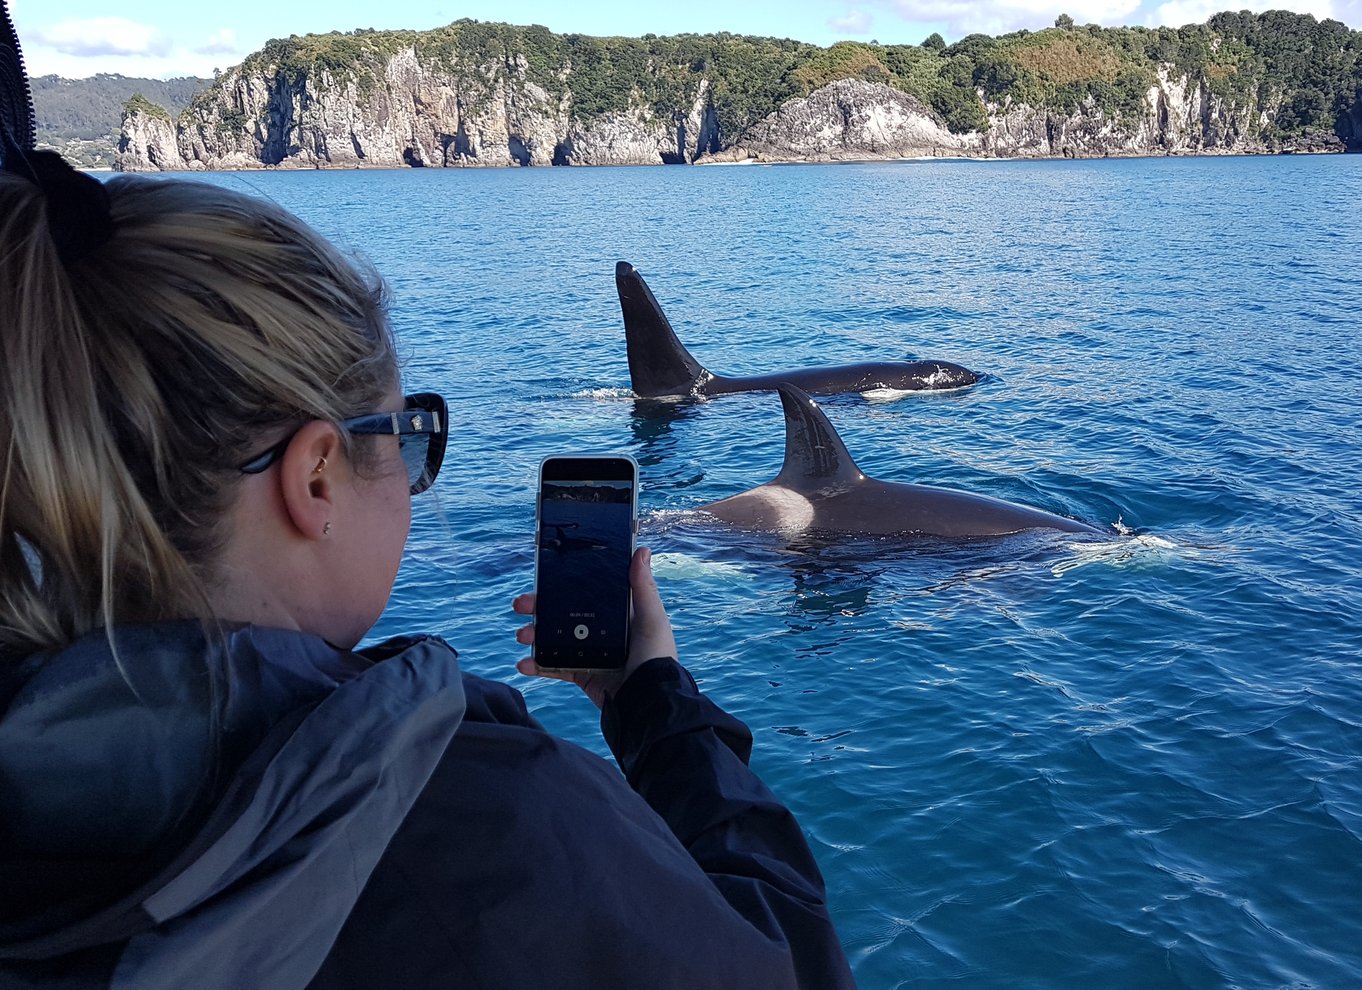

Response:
(772, 384), (866, 487)
(616, 261), (708, 397)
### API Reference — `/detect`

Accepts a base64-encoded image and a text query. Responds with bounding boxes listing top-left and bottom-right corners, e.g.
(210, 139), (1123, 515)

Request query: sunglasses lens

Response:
(399, 392), (447, 496)
(398, 434), (431, 493)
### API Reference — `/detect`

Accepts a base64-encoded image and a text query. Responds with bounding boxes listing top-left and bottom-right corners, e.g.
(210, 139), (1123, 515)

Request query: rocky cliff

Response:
(122, 40), (721, 171)
(714, 80), (973, 161)
(117, 70), (1320, 171)
(116, 106), (182, 171)
(712, 72), (1336, 164)
(975, 68), (1316, 158)
(115, 19), (1359, 171)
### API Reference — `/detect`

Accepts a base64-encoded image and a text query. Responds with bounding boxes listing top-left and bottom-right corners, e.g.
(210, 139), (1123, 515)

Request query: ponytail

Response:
(0, 174), (396, 656)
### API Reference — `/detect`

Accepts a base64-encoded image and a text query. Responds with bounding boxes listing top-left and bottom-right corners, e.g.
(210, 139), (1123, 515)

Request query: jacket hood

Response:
(0, 622), (465, 988)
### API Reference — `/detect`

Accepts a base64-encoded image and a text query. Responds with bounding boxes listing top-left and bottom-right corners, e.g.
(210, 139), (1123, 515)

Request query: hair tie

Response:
(2, 2), (113, 265)
(3, 144), (114, 265)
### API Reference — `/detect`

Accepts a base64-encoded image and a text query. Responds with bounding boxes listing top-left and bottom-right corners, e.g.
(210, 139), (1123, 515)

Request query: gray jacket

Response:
(0, 623), (854, 988)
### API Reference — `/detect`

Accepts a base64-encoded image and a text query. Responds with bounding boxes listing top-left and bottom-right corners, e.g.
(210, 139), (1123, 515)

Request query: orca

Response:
(616, 261), (980, 399)
(538, 523), (609, 551)
(699, 384), (1104, 538)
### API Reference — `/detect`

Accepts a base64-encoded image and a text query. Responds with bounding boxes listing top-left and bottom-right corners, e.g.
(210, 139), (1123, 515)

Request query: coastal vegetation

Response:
(220, 11), (1360, 144)
(122, 93), (172, 122)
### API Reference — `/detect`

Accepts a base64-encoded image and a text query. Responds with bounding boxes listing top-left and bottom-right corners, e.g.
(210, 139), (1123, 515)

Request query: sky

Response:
(10, 0), (1361, 80)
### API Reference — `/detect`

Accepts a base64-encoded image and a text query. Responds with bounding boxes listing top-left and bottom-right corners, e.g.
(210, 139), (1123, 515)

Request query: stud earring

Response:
(323, 521), (332, 536)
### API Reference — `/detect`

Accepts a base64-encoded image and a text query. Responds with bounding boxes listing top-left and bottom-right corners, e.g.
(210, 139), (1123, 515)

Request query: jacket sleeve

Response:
(310, 664), (856, 990)
(601, 657), (855, 990)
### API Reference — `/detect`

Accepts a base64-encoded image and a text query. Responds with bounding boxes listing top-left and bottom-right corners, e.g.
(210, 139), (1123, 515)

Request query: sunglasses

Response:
(238, 392), (448, 496)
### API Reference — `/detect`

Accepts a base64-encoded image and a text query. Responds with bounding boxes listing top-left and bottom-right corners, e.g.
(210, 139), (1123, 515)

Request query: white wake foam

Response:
(569, 387), (634, 400)
(1050, 533), (1196, 576)
(650, 551), (750, 584)
(863, 379), (975, 403)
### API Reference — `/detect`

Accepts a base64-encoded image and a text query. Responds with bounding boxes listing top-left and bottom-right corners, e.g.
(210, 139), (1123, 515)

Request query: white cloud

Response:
(197, 28), (239, 56)
(829, 10), (876, 34)
(1150, 0), (1231, 26)
(886, 0), (1359, 39)
(22, 41), (252, 81)
(32, 17), (172, 58)
(14, 14), (252, 80)
(1332, 0), (1362, 26)
(893, 0), (1016, 38)
(1154, 0), (1337, 26)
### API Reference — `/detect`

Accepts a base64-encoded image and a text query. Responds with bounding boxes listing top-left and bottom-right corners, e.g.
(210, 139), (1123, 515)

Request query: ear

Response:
(277, 420), (345, 540)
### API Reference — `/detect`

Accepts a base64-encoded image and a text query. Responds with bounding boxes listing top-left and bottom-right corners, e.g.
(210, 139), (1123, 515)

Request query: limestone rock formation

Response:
(717, 79), (974, 162)
(116, 108), (184, 171)
(977, 68), (1275, 159)
(113, 42), (1356, 171)
(120, 45), (723, 171)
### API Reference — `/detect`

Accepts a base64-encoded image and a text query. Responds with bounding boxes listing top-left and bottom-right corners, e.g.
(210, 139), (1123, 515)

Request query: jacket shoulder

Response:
(458, 671), (540, 729)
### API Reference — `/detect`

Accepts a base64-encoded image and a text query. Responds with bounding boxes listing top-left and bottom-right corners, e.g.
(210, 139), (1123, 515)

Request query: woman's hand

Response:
(513, 547), (677, 708)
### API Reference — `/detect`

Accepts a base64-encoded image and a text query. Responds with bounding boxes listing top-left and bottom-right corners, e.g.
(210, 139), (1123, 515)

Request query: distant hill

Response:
(31, 73), (209, 167)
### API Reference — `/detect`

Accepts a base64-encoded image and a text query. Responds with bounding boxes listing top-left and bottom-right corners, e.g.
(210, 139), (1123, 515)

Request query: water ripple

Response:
(189, 155), (1362, 989)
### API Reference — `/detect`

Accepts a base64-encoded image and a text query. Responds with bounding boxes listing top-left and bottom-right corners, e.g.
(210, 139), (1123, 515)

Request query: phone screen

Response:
(533, 456), (638, 670)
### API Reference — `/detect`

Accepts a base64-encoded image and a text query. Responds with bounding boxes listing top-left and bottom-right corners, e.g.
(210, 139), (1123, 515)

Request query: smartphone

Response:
(533, 455), (639, 671)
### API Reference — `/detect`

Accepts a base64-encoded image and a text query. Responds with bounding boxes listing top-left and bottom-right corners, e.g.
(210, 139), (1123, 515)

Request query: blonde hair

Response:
(0, 174), (397, 656)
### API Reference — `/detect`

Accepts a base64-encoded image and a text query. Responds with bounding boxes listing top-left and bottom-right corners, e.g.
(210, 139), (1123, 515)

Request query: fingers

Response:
(628, 547), (677, 665)
(515, 658), (611, 708)
(516, 657), (558, 679)
(509, 547), (677, 705)
(512, 593), (536, 647)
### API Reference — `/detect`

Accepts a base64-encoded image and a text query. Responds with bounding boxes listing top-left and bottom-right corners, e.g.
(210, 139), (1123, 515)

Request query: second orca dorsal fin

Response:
(772, 384), (866, 487)
(616, 261), (708, 397)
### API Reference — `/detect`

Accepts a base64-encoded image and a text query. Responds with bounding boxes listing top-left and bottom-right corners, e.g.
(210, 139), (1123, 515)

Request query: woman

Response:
(0, 51), (854, 990)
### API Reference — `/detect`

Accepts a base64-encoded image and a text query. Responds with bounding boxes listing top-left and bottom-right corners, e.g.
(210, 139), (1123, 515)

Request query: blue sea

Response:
(191, 155), (1361, 988)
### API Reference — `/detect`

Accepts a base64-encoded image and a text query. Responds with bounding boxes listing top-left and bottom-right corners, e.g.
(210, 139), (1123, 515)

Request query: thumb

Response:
(628, 547), (677, 665)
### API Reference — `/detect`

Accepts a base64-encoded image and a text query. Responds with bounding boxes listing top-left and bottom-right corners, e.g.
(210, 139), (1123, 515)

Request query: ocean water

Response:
(192, 156), (1361, 988)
